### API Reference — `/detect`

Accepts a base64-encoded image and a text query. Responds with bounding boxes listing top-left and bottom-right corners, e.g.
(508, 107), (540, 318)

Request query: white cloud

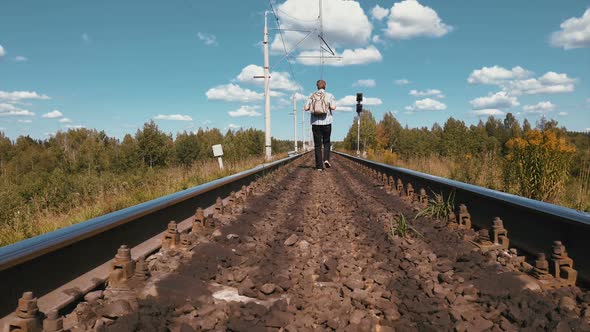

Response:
(471, 109), (505, 116)
(550, 9), (590, 49)
(384, 0), (452, 39)
(523, 101), (556, 114)
(82, 33), (90, 43)
(0, 91), (50, 102)
(337, 95), (383, 106)
(470, 91), (519, 110)
(297, 45), (382, 66)
(59, 117), (72, 123)
(228, 105), (262, 117)
(395, 79), (410, 85)
(65, 124), (85, 129)
(17, 119), (32, 123)
(153, 114), (193, 121)
(558, 111), (568, 116)
(405, 98), (446, 111)
(197, 32), (218, 46)
(538, 71), (576, 85)
(294, 92), (307, 101)
(467, 66), (532, 85)
(409, 89), (444, 98)
(206, 83), (263, 102)
(467, 66), (576, 95)
(371, 5), (389, 21)
(228, 123), (241, 130)
(0, 45), (5, 57)
(42, 110), (63, 118)
(235, 64), (301, 91)
(336, 106), (354, 112)
(14, 56), (27, 62)
(272, 0), (372, 52)
(353, 79), (376, 88)
(372, 35), (382, 44)
(0, 103), (35, 117)
(506, 76), (575, 95)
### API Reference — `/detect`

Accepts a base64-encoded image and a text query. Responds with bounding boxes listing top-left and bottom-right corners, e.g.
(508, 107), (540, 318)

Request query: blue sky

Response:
(1, 0), (589, 141)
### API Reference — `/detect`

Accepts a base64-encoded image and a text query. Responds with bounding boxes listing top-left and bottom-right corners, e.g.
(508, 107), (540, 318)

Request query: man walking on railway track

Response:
(304, 79), (336, 171)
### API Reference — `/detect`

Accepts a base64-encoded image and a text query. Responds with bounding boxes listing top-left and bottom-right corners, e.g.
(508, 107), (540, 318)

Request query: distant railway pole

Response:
(263, 11), (272, 161)
(293, 94), (298, 152)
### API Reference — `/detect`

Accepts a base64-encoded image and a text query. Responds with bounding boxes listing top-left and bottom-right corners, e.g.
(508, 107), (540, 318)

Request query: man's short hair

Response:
(316, 79), (326, 90)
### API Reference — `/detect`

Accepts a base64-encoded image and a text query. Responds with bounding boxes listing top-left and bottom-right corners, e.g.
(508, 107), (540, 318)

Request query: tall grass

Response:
(0, 156), (269, 247)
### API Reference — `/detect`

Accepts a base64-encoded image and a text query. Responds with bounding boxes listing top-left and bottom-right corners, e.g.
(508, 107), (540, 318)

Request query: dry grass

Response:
(0, 156), (273, 247)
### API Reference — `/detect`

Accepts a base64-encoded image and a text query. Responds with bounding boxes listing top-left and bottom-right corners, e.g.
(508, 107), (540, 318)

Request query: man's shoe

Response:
(324, 160), (332, 168)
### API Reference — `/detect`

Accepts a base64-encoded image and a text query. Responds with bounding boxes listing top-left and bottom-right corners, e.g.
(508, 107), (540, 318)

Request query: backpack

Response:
(310, 92), (329, 115)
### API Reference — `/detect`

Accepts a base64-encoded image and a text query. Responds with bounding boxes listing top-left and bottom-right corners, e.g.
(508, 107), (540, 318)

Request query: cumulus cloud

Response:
(394, 79), (410, 85)
(470, 91), (519, 110)
(467, 66), (532, 85)
(65, 124), (85, 129)
(17, 119), (32, 123)
(206, 84), (263, 102)
(228, 123), (241, 130)
(371, 5), (389, 21)
(272, 0), (372, 52)
(0, 103), (35, 117)
(0, 45), (5, 57)
(468, 66), (576, 95)
(384, 0), (452, 39)
(505, 75), (575, 95)
(523, 101), (556, 114)
(297, 45), (382, 66)
(235, 64), (301, 91)
(409, 89), (444, 98)
(405, 98), (446, 111)
(558, 111), (568, 116)
(336, 106), (354, 112)
(471, 109), (505, 116)
(353, 79), (376, 88)
(0, 90), (50, 102)
(229, 105), (262, 117)
(197, 32), (218, 46)
(42, 110), (63, 118)
(550, 9), (590, 49)
(59, 117), (73, 123)
(14, 56), (27, 62)
(338, 95), (383, 106)
(153, 114), (193, 121)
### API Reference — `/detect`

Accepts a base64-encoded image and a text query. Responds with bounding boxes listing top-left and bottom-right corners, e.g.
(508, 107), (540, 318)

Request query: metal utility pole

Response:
(293, 94), (298, 152)
(301, 104), (305, 151)
(263, 11), (272, 161)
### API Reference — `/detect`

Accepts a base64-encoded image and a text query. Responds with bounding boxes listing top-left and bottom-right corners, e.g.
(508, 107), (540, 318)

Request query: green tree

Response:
(135, 121), (172, 168)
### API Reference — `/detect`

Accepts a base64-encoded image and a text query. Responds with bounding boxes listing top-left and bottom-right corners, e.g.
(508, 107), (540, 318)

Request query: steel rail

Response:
(0, 153), (304, 317)
(335, 151), (590, 285)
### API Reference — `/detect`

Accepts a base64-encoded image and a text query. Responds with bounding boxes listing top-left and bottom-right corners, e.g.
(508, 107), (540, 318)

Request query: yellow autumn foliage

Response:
(503, 129), (576, 202)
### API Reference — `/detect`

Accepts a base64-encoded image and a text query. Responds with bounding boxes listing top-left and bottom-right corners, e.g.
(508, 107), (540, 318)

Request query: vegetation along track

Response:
(2, 153), (590, 331)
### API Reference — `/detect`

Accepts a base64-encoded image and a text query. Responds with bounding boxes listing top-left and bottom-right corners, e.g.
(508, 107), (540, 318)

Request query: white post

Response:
(217, 156), (224, 170)
(263, 11), (272, 161)
(356, 115), (361, 155)
(293, 94), (297, 152)
(302, 107), (306, 151)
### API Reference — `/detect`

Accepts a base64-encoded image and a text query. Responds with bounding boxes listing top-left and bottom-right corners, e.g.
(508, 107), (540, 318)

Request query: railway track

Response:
(1, 152), (590, 331)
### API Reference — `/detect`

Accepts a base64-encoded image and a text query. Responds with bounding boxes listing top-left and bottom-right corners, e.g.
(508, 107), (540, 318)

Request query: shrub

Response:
(503, 129), (576, 202)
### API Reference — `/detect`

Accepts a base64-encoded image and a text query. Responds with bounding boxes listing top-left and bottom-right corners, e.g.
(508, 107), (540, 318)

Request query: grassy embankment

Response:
(0, 156), (276, 247)
(347, 150), (590, 213)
